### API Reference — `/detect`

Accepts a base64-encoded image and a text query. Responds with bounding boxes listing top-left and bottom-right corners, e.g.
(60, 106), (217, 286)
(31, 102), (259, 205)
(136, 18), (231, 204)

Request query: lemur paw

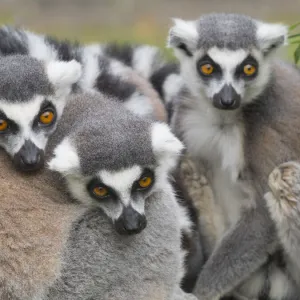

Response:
(265, 161), (300, 218)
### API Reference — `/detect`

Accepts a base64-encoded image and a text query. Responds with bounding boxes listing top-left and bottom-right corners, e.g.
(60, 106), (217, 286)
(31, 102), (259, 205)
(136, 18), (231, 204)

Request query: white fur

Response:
(151, 122), (184, 171)
(163, 74), (184, 104)
(48, 138), (80, 175)
(25, 30), (58, 62)
(79, 44), (102, 92)
(256, 21), (288, 53)
(168, 18), (198, 53)
(46, 60), (82, 92)
(99, 166), (142, 207)
(132, 45), (160, 79)
(124, 92), (154, 117)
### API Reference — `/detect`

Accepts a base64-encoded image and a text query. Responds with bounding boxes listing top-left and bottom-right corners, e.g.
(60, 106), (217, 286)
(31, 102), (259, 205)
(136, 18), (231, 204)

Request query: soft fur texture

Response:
(44, 92), (195, 300)
(265, 161), (300, 289)
(0, 151), (84, 300)
(0, 26), (167, 122)
(169, 13), (300, 300)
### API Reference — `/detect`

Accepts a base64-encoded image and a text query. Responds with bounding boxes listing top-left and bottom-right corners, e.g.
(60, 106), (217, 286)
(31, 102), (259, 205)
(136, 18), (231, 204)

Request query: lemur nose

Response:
(13, 140), (45, 172)
(213, 84), (241, 110)
(115, 206), (147, 235)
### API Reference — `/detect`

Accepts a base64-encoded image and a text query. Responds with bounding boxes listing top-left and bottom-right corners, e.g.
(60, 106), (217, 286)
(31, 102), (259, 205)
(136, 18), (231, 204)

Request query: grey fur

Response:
(265, 161), (300, 290)
(47, 93), (156, 175)
(195, 14), (257, 51)
(44, 92), (194, 300)
(169, 13), (300, 300)
(0, 55), (52, 101)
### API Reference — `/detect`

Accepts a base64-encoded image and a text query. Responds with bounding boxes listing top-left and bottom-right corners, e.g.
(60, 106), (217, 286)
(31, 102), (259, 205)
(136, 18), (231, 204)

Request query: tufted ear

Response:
(46, 59), (82, 91)
(256, 21), (288, 56)
(151, 122), (184, 172)
(167, 18), (199, 57)
(48, 138), (80, 176)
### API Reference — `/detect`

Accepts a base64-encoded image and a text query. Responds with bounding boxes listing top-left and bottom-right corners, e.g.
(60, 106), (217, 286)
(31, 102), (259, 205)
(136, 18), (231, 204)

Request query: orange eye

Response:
(93, 186), (109, 197)
(39, 111), (55, 125)
(0, 119), (8, 131)
(243, 64), (256, 76)
(138, 176), (152, 188)
(200, 64), (214, 75)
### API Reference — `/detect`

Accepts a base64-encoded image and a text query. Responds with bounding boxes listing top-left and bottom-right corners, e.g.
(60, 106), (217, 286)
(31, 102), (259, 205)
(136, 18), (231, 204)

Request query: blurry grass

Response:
(0, 11), (296, 63)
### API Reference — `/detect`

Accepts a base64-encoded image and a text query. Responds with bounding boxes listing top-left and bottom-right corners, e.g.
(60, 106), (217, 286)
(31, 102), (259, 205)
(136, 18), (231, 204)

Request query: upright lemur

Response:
(168, 13), (300, 299)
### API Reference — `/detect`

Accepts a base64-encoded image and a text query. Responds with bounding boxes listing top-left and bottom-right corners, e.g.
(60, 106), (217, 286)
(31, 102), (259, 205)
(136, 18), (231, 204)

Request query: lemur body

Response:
(265, 161), (300, 289)
(0, 28), (203, 292)
(0, 26), (167, 121)
(168, 13), (300, 299)
(44, 92), (197, 300)
(0, 151), (85, 300)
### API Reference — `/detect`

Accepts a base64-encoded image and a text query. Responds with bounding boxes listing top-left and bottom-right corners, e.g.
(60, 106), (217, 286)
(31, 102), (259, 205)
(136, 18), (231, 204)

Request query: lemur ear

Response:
(48, 138), (80, 176)
(256, 21), (288, 56)
(167, 18), (198, 57)
(151, 122), (184, 171)
(46, 60), (82, 90)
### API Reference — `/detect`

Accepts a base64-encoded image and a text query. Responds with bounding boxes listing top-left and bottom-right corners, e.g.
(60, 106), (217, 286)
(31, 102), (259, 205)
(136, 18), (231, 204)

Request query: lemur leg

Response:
(193, 207), (276, 300)
(265, 161), (300, 287)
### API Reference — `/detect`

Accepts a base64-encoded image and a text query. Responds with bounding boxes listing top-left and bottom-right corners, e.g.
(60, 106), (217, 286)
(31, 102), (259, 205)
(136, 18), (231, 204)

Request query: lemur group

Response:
(0, 12), (299, 300)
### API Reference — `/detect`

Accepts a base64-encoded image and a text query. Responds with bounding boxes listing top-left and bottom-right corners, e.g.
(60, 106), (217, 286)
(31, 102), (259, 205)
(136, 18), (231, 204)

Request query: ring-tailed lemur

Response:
(42, 92), (197, 300)
(0, 55), (81, 171)
(168, 13), (300, 299)
(0, 25), (167, 120)
(265, 161), (300, 290)
(0, 26), (203, 293)
(0, 27), (171, 172)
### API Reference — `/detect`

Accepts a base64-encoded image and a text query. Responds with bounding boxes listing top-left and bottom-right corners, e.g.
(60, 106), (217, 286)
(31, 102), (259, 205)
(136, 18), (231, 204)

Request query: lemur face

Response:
(49, 122), (183, 235)
(168, 13), (288, 110)
(0, 55), (81, 172)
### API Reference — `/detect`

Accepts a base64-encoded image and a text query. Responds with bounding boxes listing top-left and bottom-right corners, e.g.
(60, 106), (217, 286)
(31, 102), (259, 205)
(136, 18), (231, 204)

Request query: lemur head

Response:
(168, 13), (288, 110)
(0, 55), (81, 171)
(48, 95), (183, 235)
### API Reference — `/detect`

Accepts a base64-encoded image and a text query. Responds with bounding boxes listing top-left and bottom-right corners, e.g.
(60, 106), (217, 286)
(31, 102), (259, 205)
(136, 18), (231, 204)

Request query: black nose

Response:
(115, 206), (147, 235)
(213, 84), (241, 110)
(13, 140), (44, 172)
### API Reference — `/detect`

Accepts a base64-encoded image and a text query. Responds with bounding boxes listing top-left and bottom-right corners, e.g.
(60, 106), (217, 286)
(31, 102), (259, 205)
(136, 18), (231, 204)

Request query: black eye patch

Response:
(87, 178), (118, 202)
(196, 54), (222, 80)
(131, 168), (155, 194)
(32, 100), (57, 131)
(235, 55), (259, 80)
(0, 110), (19, 135)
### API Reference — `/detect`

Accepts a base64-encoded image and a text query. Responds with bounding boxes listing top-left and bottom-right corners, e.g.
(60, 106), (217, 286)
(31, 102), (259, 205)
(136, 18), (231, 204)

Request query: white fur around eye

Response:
(48, 138), (80, 175)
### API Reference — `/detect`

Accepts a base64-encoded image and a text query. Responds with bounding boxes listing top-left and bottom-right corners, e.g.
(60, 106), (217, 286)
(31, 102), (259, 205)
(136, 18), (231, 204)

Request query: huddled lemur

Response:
(0, 29), (203, 292)
(44, 92), (198, 300)
(0, 89), (198, 300)
(0, 27), (167, 172)
(167, 13), (300, 299)
(0, 55), (81, 171)
(0, 26), (167, 120)
(265, 161), (300, 290)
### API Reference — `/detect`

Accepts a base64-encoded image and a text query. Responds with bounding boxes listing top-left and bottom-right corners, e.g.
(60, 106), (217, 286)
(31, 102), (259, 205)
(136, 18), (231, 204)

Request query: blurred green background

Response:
(0, 0), (299, 61)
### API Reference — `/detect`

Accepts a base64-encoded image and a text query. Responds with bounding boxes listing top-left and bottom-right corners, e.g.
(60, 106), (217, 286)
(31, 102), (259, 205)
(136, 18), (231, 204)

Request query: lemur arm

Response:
(193, 207), (276, 300)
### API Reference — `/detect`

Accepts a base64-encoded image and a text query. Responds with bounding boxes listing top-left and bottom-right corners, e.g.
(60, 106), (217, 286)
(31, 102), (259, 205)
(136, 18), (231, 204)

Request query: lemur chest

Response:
(182, 110), (246, 238)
